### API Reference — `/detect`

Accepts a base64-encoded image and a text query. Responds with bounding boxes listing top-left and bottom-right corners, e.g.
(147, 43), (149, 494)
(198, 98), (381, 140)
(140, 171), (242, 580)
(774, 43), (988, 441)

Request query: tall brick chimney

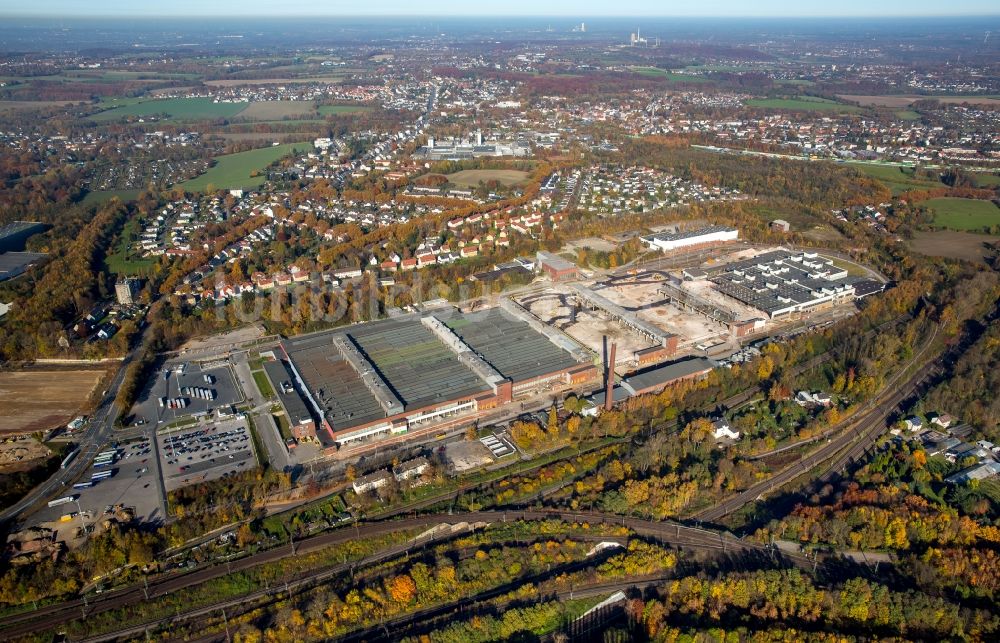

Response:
(605, 342), (617, 411)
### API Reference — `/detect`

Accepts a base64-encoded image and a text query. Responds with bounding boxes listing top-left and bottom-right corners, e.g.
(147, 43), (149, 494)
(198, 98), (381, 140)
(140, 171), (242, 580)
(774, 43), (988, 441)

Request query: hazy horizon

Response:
(1, 0), (998, 18)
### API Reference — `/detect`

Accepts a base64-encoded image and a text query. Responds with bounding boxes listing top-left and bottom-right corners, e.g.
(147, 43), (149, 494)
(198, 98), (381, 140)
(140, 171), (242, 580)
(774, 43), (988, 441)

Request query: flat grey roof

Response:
(283, 334), (386, 431)
(285, 315), (491, 431)
(442, 309), (582, 382)
(263, 360), (313, 426)
(0, 252), (46, 280)
(537, 251), (577, 272)
(624, 357), (716, 394)
(643, 224), (736, 243)
(285, 308), (592, 432)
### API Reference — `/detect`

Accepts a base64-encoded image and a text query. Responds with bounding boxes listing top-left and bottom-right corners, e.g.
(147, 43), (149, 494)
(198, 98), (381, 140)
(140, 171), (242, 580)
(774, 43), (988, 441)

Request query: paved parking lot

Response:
(158, 418), (258, 492)
(30, 436), (166, 528)
(131, 361), (244, 427)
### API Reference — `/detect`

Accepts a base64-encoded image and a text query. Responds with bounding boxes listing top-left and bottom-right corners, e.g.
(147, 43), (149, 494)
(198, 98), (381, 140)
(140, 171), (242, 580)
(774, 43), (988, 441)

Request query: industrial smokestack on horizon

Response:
(605, 341), (616, 411)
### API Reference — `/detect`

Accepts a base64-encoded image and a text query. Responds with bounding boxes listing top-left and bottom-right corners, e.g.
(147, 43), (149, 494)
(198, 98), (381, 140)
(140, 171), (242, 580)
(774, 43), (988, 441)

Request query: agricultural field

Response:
(237, 100), (317, 120)
(909, 230), (1000, 263)
(89, 97), (249, 122)
(847, 163), (943, 195)
(924, 197), (1000, 231)
(839, 94), (1000, 108)
(80, 189), (141, 208)
(317, 104), (372, 115)
(0, 370), (105, 435)
(178, 142), (308, 192)
(0, 100), (80, 111)
(746, 97), (862, 113)
(446, 168), (530, 188)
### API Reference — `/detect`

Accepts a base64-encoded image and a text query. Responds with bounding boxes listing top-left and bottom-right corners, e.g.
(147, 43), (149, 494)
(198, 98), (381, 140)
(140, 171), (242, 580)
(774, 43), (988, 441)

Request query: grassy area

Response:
(251, 370), (275, 399)
(746, 97), (862, 113)
(90, 97), (249, 122)
(273, 413), (292, 442)
(629, 66), (711, 83)
(245, 415), (266, 469)
(847, 163), (943, 195)
(178, 142), (307, 192)
(970, 173), (1000, 188)
(925, 197), (1000, 231)
(317, 104), (373, 115)
(895, 109), (921, 121)
(80, 189), (141, 207)
(104, 216), (158, 276)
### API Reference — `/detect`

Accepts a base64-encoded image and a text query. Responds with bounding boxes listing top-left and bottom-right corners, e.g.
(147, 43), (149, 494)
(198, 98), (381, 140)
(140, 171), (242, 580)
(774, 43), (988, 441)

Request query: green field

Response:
(895, 109), (921, 121)
(746, 97), (862, 113)
(970, 173), (1000, 188)
(848, 163), (943, 195)
(925, 197), (1000, 231)
(629, 67), (711, 83)
(317, 104), (372, 115)
(251, 370), (275, 399)
(90, 97), (249, 122)
(80, 189), (141, 207)
(178, 142), (308, 192)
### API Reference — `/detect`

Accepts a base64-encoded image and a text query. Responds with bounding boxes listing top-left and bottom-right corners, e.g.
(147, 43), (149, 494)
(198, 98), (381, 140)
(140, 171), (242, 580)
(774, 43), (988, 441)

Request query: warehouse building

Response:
(262, 360), (318, 442)
(282, 308), (598, 450)
(536, 251), (580, 282)
(583, 357), (717, 415)
(640, 225), (739, 252)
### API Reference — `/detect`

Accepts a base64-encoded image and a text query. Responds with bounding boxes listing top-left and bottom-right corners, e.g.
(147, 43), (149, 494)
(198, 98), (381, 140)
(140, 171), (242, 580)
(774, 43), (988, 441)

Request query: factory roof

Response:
(623, 357), (717, 395)
(443, 309), (582, 382)
(643, 224), (737, 243)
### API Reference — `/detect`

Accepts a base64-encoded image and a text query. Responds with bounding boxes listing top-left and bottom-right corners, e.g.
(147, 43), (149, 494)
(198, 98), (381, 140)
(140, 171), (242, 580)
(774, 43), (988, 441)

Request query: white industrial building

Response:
(640, 225), (739, 252)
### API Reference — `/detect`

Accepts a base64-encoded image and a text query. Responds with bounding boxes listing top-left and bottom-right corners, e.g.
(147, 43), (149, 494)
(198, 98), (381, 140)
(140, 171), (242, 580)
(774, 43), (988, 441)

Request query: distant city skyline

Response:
(1, 0), (998, 18)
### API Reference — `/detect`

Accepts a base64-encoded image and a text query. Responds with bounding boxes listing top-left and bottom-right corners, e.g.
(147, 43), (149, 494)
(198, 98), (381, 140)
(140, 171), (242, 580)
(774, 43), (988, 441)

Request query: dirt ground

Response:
(180, 324), (267, 351)
(0, 370), (104, 435)
(238, 100), (317, 119)
(909, 230), (1000, 263)
(563, 237), (619, 253)
(446, 169), (530, 188)
(0, 436), (51, 472)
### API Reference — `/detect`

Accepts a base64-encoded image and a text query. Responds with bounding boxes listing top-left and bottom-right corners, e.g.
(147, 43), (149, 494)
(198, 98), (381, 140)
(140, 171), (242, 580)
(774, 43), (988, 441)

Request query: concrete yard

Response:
(516, 290), (651, 368)
(594, 277), (729, 348)
(130, 361), (244, 427)
(30, 436), (166, 528)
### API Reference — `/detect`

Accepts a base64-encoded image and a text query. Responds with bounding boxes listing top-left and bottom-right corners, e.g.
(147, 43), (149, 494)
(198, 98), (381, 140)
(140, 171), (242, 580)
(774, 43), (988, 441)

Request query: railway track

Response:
(2, 509), (804, 641)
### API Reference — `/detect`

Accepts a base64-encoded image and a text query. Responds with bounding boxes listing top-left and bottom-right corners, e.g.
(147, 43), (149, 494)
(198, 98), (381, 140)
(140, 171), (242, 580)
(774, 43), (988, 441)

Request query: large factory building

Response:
(277, 308), (598, 450)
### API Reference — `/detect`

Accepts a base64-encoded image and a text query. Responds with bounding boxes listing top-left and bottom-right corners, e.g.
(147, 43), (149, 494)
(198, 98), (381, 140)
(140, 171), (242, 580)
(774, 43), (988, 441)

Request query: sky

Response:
(1, 0), (997, 17)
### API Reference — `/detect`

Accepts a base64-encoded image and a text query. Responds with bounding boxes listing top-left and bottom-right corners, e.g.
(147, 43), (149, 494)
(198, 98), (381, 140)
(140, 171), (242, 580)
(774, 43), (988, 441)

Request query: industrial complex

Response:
(128, 225), (886, 466)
